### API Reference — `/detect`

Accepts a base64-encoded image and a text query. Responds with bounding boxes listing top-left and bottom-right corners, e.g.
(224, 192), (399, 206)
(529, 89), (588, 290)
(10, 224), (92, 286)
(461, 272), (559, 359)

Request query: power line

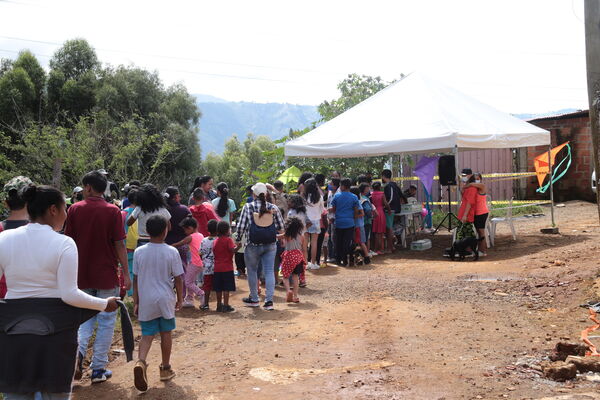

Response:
(0, 35), (343, 75)
(0, 48), (326, 86)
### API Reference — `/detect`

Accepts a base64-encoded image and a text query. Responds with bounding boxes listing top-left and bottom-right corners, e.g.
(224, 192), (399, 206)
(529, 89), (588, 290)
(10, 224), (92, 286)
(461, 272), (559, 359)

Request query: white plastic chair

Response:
(483, 195), (493, 248)
(489, 197), (517, 246)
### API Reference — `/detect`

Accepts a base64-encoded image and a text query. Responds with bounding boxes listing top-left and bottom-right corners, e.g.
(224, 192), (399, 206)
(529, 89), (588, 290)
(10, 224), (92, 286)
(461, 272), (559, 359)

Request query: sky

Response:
(0, 0), (589, 114)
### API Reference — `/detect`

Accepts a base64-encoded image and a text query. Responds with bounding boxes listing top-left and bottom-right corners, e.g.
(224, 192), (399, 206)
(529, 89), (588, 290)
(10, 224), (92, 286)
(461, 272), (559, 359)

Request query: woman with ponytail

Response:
(235, 183), (284, 311)
(211, 182), (237, 224)
(0, 184), (119, 399)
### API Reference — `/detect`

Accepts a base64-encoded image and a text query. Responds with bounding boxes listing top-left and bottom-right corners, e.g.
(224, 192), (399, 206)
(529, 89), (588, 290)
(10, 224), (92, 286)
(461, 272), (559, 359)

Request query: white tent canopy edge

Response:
(284, 71), (550, 158)
(284, 71), (555, 226)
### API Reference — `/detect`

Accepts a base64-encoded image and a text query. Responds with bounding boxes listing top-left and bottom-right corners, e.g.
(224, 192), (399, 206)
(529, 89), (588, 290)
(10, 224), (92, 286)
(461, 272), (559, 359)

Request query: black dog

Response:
(450, 237), (485, 261)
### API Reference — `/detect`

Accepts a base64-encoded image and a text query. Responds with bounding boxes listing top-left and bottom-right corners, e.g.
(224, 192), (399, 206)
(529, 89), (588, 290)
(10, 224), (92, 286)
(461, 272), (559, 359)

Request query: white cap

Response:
(251, 182), (268, 196)
(73, 186), (83, 193)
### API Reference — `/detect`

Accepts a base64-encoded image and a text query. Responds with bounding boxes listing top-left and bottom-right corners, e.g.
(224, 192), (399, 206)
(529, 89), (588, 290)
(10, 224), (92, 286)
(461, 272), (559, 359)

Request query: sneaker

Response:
(159, 364), (176, 381)
(133, 360), (148, 392)
(307, 262), (320, 270)
(242, 297), (260, 307)
(74, 351), (84, 380)
(263, 301), (274, 311)
(91, 368), (113, 384)
(478, 251), (487, 257)
(368, 251), (377, 257)
(221, 305), (235, 313)
(182, 300), (195, 308)
(199, 304), (209, 310)
(364, 256), (371, 265)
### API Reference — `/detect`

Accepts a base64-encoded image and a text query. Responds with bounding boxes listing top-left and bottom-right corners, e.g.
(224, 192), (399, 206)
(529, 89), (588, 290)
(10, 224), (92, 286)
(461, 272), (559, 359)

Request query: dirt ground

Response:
(72, 201), (600, 400)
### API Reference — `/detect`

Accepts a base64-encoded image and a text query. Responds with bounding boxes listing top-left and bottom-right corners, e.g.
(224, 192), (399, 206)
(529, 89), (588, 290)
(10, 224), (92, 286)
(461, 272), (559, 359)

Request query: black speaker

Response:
(438, 155), (457, 186)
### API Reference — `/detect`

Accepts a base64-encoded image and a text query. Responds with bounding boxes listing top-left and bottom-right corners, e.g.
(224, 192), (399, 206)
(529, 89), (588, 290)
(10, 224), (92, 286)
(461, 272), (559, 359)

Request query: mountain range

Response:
(194, 94), (581, 156)
(196, 95), (320, 156)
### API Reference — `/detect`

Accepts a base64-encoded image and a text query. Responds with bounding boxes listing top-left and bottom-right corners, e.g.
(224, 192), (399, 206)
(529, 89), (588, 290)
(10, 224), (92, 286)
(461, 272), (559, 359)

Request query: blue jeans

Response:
(4, 393), (70, 400)
(77, 287), (119, 371)
(244, 243), (276, 303)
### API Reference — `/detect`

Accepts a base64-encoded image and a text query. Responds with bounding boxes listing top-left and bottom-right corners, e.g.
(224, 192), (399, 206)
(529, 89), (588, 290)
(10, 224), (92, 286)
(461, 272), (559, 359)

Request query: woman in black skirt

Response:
(0, 184), (119, 400)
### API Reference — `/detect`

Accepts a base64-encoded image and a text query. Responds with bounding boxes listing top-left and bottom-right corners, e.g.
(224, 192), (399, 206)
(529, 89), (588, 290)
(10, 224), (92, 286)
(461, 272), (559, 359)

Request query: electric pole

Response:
(585, 0), (600, 223)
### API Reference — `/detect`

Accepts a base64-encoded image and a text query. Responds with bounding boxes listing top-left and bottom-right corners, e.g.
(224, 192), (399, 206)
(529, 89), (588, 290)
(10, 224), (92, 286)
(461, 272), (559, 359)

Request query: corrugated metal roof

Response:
(527, 109), (588, 122)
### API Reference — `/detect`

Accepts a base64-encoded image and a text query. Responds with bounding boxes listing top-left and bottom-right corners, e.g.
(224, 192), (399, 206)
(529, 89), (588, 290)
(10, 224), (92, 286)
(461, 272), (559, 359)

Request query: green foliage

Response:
(0, 38), (201, 193)
(253, 74), (400, 184)
(318, 74), (394, 122)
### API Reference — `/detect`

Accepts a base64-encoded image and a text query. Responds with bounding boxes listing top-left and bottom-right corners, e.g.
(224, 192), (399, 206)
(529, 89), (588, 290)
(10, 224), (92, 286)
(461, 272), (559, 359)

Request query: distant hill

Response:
(195, 96), (582, 156)
(196, 95), (320, 156)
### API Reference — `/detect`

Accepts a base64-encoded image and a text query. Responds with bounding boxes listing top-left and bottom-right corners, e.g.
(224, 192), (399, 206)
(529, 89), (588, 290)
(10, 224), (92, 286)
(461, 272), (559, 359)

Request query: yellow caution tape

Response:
(392, 172), (538, 182)
(429, 200), (551, 206)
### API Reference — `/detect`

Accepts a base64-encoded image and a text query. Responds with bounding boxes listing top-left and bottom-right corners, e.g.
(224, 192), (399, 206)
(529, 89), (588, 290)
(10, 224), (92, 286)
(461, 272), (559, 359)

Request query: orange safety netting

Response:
(533, 141), (570, 187)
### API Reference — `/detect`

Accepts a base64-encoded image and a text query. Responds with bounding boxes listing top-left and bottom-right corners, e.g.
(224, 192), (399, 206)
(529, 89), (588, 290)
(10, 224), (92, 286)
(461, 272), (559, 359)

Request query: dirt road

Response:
(72, 201), (600, 399)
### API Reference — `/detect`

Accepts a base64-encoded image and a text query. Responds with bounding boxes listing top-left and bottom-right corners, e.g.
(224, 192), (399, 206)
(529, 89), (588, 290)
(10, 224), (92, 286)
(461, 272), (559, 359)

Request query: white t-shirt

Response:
(0, 223), (107, 311)
(133, 242), (184, 321)
(306, 195), (325, 221)
(131, 206), (171, 238)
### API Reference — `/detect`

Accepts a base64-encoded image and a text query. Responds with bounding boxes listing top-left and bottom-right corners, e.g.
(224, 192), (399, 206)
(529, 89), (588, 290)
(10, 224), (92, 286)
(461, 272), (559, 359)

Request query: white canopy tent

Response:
(284, 72), (555, 225)
(285, 72), (550, 157)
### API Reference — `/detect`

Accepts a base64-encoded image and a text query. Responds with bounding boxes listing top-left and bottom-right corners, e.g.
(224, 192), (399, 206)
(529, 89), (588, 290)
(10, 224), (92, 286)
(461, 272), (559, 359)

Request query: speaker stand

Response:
(433, 185), (460, 234)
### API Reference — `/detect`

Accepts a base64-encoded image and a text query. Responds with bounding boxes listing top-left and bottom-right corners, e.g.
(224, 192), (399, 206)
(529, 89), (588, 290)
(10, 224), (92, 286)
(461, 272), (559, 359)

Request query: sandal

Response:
(286, 291), (293, 302)
(293, 298), (300, 303)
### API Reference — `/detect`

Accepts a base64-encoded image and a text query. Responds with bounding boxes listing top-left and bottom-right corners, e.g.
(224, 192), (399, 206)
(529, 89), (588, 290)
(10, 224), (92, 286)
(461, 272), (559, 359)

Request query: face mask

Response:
(475, 180), (481, 183)
(461, 176), (468, 183)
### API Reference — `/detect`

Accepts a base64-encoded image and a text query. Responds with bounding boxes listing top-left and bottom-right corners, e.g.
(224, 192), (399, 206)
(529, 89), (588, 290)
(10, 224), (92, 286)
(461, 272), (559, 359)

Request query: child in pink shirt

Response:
(171, 217), (204, 308)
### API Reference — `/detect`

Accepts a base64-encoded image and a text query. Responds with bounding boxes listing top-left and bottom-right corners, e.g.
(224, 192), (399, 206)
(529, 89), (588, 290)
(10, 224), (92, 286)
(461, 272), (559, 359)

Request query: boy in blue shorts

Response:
(133, 215), (184, 392)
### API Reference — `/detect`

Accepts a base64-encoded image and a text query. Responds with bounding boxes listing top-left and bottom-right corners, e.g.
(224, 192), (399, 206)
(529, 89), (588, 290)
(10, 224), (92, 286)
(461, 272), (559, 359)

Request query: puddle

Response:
(249, 361), (395, 384)
(459, 274), (521, 283)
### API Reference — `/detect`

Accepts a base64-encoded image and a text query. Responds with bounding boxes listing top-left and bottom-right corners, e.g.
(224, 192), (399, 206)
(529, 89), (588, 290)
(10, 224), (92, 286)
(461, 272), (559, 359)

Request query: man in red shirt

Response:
(65, 170), (131, 384)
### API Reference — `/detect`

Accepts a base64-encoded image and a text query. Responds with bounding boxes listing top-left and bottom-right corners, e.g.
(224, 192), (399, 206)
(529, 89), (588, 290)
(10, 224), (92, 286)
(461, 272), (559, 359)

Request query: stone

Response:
(565, 355), (600, 373)
(550, 342), (588, 361)
(541, 361), (577, 381)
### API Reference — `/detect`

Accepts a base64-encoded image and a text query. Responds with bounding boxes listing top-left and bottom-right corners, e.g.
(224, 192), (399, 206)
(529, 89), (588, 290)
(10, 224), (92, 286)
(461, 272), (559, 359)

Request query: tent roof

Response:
(284, 72), (550, 158)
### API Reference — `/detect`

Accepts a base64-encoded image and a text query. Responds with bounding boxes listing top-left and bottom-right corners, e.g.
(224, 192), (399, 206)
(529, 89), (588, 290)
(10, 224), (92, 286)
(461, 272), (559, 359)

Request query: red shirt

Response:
(65, 196), (126, 290)
(457, 186), (477, 223)
(213, 236), (235, 273)
(189, 203), (220, 237)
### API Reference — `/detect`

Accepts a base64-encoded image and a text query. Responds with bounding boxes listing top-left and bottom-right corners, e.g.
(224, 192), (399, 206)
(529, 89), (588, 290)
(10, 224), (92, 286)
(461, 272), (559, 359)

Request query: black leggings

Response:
(308, 228), (327, 264)
(335, 227), (354, 264)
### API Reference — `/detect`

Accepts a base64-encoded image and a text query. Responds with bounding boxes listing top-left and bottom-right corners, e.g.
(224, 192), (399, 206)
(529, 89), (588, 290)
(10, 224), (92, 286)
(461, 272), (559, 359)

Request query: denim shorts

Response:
(307, 219), (320, 234)
(140, 317), (176, 336)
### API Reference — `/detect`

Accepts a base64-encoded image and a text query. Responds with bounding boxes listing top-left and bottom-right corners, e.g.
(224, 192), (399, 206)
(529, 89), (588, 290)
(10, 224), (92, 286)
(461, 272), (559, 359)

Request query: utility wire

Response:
(0, 35), (343, 75)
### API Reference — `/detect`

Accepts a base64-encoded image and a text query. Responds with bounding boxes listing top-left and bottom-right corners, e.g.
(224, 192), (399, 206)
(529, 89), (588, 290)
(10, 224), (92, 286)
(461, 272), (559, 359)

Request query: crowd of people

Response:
(0, 167), (432, 397)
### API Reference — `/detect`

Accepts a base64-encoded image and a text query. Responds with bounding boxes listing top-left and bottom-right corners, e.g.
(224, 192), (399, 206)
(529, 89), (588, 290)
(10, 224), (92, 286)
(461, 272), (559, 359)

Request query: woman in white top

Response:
(0, 184), (118, 400)
(127, 183), (171, 245)
(302, 178), (325, 270)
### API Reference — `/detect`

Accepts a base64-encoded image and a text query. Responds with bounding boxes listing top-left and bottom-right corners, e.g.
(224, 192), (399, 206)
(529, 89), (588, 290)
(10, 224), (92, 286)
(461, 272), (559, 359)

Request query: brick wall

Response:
(527, 113), (594, 202)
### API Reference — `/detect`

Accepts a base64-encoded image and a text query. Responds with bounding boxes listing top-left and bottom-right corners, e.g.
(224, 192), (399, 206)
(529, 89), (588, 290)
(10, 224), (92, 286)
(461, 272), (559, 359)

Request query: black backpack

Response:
(248, 211), (277, 244)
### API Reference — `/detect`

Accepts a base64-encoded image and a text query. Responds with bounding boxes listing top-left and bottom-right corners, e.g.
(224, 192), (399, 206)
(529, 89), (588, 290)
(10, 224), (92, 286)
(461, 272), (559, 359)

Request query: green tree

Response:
(47, 39), (99, 120)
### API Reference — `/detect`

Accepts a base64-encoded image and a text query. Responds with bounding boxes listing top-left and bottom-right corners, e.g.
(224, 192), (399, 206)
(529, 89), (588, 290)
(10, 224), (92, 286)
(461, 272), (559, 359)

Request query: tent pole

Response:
(548, 145), (555, 227)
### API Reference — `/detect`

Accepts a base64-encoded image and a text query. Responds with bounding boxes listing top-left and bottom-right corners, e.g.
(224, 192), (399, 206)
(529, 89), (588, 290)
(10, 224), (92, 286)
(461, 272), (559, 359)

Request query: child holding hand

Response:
(212, 221), (239, 312)
(171, 217), (205, 308)
(199, 219), (218, 310)
(279, 217), (306, 303)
